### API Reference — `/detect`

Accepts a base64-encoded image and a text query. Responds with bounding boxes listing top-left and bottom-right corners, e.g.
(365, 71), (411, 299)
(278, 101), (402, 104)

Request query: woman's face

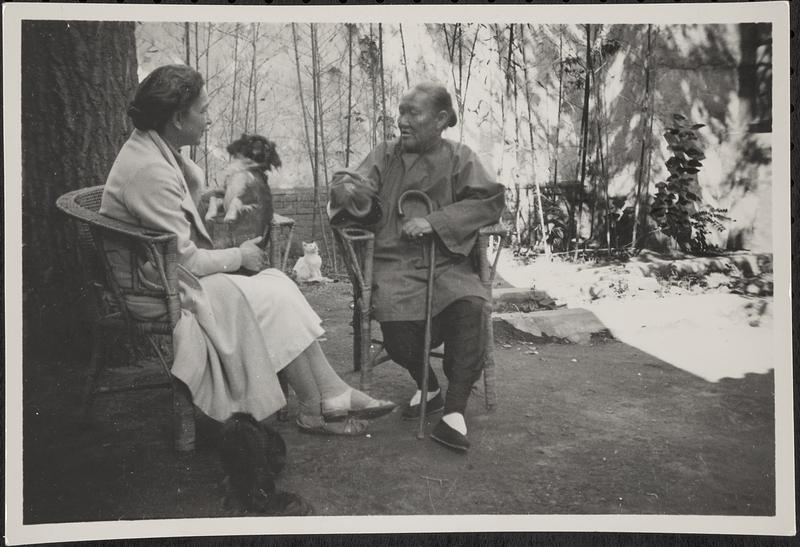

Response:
(175, 87), (210, 147)
(397, 89), (447, 153)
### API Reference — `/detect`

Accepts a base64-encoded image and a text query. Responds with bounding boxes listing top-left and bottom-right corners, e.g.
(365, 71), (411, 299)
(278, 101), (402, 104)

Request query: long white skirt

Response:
(171, 268), (324, 421)
(226, 268), (325, 371)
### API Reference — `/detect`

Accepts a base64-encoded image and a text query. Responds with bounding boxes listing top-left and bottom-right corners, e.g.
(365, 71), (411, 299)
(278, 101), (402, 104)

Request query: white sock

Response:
(409, 388), (440, 406)
(442, 412), (467, 436)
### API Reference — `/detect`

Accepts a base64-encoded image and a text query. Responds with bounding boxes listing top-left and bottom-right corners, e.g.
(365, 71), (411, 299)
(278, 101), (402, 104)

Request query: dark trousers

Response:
(380, 296), (487, 415)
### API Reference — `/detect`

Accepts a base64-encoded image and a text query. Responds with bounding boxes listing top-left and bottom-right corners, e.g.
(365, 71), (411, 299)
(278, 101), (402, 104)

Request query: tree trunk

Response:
(21, 20), (138, 358)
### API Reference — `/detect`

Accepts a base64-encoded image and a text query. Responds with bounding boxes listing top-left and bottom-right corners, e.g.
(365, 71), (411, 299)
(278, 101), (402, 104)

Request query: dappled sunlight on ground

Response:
(495, 254), (775, 383)
(585, 295), (773, 383)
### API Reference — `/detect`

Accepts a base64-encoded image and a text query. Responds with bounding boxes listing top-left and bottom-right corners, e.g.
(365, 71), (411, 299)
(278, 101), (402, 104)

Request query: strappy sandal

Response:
(322, 389), (397, 421)
(296, 415), (369, 436)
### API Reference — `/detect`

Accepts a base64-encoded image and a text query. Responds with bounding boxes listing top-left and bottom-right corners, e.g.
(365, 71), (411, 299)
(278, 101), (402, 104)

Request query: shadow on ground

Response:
(23, 282), (775, 522)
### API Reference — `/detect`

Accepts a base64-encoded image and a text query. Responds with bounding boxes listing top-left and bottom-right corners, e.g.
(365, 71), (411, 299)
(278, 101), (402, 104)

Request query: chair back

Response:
(475, 222), (510, 289)
(56, 186), (181, 334)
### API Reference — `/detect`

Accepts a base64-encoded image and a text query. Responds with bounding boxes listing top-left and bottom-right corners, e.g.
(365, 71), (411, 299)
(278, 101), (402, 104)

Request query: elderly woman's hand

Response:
(401, 218), (433, 239)
(239, 236), (267, 271)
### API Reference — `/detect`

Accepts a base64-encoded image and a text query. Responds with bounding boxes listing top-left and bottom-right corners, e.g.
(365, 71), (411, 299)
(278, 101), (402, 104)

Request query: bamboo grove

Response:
(137, 22), (770, 259)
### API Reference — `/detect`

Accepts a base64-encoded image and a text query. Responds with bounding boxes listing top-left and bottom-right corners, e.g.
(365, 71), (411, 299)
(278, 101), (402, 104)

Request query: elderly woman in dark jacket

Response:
(100, 64), (394, 435)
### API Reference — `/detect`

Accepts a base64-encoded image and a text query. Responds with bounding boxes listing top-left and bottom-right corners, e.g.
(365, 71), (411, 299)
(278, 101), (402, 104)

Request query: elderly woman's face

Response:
(397, 89), (446, 153)
(176, 87), (210, 147)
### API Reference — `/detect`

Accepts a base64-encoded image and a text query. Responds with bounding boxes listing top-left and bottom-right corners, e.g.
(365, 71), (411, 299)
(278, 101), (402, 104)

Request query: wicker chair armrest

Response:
(478, 221), (510, 239)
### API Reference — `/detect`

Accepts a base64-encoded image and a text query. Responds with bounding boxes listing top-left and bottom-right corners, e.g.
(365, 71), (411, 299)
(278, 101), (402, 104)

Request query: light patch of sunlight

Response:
(604, 54), (626, 100)
(628, 113), (641, 132)
(680, 79), (692, 106)
(586, 294), (774, 383)
(669, 24), (709, 59)
(608, 164), (638, 197)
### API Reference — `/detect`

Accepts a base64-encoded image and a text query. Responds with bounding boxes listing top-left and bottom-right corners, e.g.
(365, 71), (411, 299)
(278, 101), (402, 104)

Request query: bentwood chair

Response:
(335, 222), (508, 411)
(56, 186), (196, 452)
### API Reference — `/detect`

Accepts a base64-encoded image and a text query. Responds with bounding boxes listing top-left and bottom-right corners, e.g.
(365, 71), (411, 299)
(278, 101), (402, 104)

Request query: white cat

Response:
(293, 242), (332, 283)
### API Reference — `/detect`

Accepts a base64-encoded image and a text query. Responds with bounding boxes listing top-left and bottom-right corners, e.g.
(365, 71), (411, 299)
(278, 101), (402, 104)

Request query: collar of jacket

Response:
(143, 129), (214, 246)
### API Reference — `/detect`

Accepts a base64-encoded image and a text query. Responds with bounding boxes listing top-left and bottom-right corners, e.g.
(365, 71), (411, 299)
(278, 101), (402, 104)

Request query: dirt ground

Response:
(23, 281), (775, 523)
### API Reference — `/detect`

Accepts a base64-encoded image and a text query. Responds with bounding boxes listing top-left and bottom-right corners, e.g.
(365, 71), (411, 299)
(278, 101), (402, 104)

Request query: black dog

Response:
(220, 412), (312, 516)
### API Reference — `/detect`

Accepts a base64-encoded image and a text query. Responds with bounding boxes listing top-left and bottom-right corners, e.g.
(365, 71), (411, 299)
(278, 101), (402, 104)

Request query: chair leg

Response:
(281, 226), (295, 272)
(148, 335), (196, 453)
(269, 224), (280, 270)
(483, 304), (498, 411)
(172, 379), (196, 453)
(358, 301), (373, 392)
(82, 323), (106, 423)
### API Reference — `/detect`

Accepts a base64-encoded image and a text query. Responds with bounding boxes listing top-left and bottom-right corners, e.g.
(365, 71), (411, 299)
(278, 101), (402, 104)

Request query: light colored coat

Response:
(99, 129), (319, 421)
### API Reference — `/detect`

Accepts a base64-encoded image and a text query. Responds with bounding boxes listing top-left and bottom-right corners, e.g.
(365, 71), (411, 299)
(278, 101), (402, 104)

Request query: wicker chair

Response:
(56, 186), (195, 452)
(335, 222), (508, 411)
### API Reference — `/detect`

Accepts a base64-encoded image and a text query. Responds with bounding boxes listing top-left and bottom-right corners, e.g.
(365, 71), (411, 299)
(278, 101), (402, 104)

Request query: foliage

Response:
(649, 113), (730, 254)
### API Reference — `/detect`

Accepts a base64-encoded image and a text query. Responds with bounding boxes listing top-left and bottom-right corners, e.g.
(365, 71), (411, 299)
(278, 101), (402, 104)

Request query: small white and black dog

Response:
(220, 412), (313, 516)
(205, 134), (281, 235)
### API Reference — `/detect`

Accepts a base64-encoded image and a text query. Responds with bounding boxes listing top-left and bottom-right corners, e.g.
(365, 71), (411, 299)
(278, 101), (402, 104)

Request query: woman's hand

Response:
(239, 236), (267, 271)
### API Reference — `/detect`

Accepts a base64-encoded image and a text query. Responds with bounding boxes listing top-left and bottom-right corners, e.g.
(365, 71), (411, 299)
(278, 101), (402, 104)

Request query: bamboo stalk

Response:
(574, 24), (594, 248)
(379, 23), (387, 141)
(345, 24), (354, 167)
(632, 24), (653, 248)
(399, 23), (410, 87)
(310, 24), (320, 241)
(552, 30), (564, 191)
(229, 23), (240, 144)
(519, 25), (550, 259)
(312, 25), (336, 271)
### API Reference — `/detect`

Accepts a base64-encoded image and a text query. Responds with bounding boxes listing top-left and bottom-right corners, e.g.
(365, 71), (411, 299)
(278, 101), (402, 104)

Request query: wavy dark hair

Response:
(413, 83), (458, 128)
(226, 133), (282, 172)
(128, 64), (204, 132)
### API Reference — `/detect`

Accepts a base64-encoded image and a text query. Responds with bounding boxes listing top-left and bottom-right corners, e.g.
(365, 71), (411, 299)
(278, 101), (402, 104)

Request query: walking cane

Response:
(397, 190), (436, 440)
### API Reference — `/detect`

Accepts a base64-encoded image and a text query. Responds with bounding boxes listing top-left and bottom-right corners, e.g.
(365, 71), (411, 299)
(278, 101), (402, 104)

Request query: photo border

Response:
(4, 1), (795, 544)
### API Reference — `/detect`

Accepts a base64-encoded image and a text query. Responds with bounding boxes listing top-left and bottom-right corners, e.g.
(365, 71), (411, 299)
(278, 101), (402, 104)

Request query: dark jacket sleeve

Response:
(328, 143), (387, 226)
(426, 145), (506, 256)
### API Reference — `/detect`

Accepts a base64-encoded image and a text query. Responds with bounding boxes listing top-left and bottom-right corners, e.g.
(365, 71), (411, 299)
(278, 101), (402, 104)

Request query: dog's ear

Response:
(267, 141), (282, 171)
